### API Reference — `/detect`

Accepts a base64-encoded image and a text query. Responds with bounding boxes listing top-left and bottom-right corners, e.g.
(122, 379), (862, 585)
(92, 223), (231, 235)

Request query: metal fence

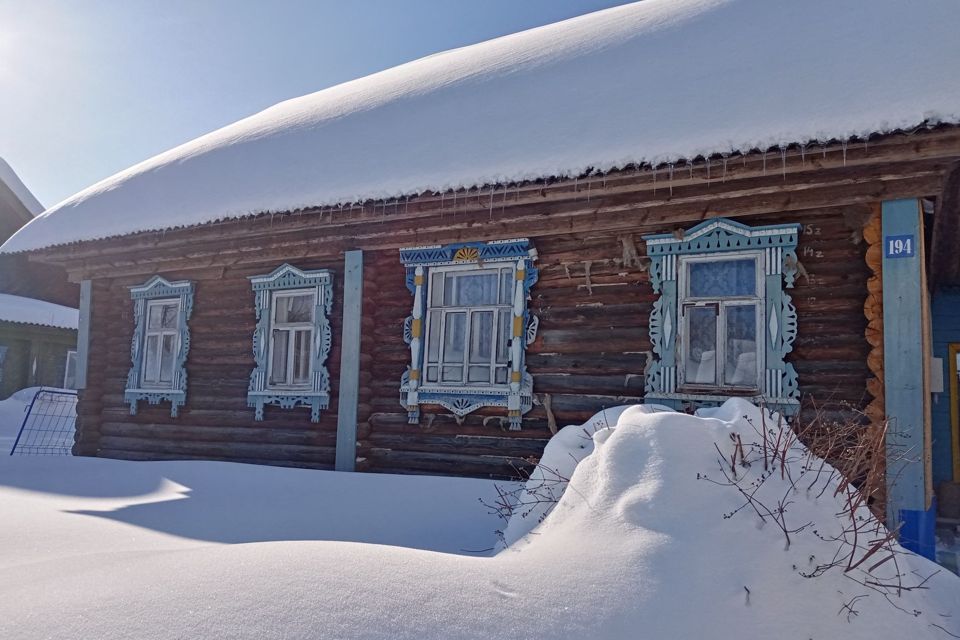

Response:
(10, 388), (77, 456)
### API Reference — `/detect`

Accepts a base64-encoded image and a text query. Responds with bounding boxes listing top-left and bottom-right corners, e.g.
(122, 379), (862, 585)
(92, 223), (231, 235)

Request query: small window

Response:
(267, 290), (316, 388)
(247, 264), (333, 422)
(642, 218), (801, 415)
(141, 299), (181, 388)
(678, 255), (762, 391)
(63, 350), (78, 390)
(424, 266), (513, 387)
(124, 276), (194, 417)
(399, 239), (539, 430)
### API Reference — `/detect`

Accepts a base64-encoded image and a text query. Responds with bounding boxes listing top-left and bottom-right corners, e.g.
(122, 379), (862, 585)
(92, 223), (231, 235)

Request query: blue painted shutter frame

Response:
(247, 264), (334, 422)
(643, 219), (801, 414)
(399, 239), (539, 430)
(124, 276), (195, 417)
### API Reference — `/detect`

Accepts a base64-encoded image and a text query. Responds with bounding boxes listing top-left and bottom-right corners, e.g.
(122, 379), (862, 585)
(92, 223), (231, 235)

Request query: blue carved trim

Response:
(399, 239), (539, 430)
(400, 238), (534, 267)
(642, 218), (800, 413)
(247, 264), (334, 423)
(124, 276), (194, 418)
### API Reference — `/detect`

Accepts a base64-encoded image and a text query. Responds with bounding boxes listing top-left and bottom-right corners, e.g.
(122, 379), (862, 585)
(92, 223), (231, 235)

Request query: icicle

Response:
(821, 142), (827, 159)
(668, 163), (674, 196)
(706, 158), (711, 183)
(587, 179), (591, 203)
(721, 155), (728, 183)
(652, 166), (657, 195)
(574, 176), (578, 194)
(841, 140), (848, 166)
(688, 163), (693, 180)
(863, 138), (869, 153)
(489, 187), (495, 220)
(799, 144), (806, 166)
(780, 145), (787, 180)
(762, 151), (767, 175)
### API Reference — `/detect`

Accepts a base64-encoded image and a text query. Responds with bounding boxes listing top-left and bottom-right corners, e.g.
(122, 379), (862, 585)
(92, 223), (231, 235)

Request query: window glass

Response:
(427, 310), (442, 363)
(63, 351), (77, 389)
(497, 311), (511, 364)
(724, 305), (758, 386)
(430, 272), (444, 307)
(159, 334), (175, 383)
(442, 313), (466, 363)
(275, 294), (313, 324)
(270, 329), (289, 385)
(500, 269), (513, 305)
(293, 329), (311, 384)
(455, 272), (499, 306)
(688, 259), (756, 297)
(685, 306), (717, 384)
(470, 311), (494, 363)
(144, 335), (159, 382)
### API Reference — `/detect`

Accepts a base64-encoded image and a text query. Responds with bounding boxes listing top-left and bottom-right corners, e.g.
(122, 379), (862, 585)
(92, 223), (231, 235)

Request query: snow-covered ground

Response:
(0, 387), (33, 453)
(0, 396), (957, 639)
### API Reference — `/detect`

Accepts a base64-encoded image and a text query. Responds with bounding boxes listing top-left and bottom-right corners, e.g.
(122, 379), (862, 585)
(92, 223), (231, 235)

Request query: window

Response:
(678, 255), (762, 390)
(268, 290), (315, 388)
(424, 265), (513, 387)
(399, 239), (539, 430)
(642, 219), (801, 414)
(248, 264), (333, 422)
(141, 300), (181, 388)
(124, 276), (194, 417)
(63, 350), (78, 389)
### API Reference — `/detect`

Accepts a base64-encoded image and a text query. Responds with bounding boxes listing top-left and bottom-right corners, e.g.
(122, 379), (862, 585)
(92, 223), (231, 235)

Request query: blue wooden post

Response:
(336, 250), (363, 472)
(76, 280), (92, 390)
(881, 198), (935, 558)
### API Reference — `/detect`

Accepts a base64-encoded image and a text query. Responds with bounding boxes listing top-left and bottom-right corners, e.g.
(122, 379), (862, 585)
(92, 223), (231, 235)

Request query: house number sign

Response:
(884, 234), (915, 259)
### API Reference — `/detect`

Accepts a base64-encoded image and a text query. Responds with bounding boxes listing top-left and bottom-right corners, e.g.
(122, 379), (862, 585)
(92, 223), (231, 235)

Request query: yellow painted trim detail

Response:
(453, 246), (480, 262)
(511, 371), (521, 383)
(411, 318), (422, 338)
(508, 410), (521, 417)
(516, 269), (525, 281)
(513, 316), (523, 337)
(409, 369), (420, 381)
(414, 275), (424, 286)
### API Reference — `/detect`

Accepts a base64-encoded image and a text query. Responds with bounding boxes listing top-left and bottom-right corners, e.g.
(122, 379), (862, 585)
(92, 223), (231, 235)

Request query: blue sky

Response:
(0, 0), (628, 209)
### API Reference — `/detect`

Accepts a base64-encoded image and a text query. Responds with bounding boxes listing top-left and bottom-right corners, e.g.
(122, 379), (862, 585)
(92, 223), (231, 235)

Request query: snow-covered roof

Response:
(0, 158), (43, 218)
(0, 294), (78, 330)
(2, 0), (959, 255)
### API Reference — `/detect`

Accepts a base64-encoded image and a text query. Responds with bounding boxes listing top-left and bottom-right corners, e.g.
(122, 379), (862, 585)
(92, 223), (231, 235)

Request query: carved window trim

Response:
(125, 275), (194, 417)
(399, 239), (539, 430)
(248, 264), (333, 422)
(642, 218), (801, 414)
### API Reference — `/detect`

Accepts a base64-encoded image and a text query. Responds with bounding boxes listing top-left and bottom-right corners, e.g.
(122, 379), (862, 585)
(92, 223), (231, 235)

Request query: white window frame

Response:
(676, 251), (765, 393)
(421, 262), (514, 392)
(140, 298), (182, 390)
(265, 288), (316, 391)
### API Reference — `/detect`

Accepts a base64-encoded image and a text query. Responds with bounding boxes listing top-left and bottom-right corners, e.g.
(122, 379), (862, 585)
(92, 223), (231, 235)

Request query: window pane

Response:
(159, 334), (175, 383)
(470, 311), (494, 364)
(293, 329), (312, 385)
(443, 274), (455, 306)
(427, 310), (441, 363)
(160, 303), (178, 329)
(685, 306), (717, 384)
(441, 366), (463, 382)
(500, 269), (513, 305)
(270, 329), (289, 385)
(688, 259), (756, 297)
(468, 365), (490, 383)
(443, 313), (466, 364)
(455, 272), (499, 306)
(147, 304), (163, 330)
(495, 367), (508, 384)
(143, 335), (159, 383)
(426, 366), (438, 383)
(275, 294), (314, 324)
(497, 311), (511, 363)
(725, 305), (758, 386)
(430, 271), (444, 307)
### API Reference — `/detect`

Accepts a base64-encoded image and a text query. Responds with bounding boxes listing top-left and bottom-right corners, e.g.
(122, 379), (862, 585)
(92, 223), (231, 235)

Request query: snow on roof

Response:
(0, 293), (78, 330)
(0, 158), (43, 217)
(3, 0), (959, 255)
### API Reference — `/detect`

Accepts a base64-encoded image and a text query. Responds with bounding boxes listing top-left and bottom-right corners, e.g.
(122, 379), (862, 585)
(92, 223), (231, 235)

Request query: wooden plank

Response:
(336, 250), (363, 472)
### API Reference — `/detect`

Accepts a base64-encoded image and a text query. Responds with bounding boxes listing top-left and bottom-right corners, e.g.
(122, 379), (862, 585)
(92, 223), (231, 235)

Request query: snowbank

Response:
(0, 293), (78, 329)
(4, 0), (959, 254)
(0, 398), (957, 639)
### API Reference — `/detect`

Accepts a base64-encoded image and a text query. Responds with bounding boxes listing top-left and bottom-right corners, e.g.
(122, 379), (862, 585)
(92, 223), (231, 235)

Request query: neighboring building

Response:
(1, 1), (958, 555)
(0, 294), (79, 398)
(0, 159), (79, 397)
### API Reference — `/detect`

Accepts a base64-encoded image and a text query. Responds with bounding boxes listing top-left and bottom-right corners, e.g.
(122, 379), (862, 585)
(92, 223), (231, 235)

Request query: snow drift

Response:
(0, 397), (957, 639)
(3, 0), (959, 254)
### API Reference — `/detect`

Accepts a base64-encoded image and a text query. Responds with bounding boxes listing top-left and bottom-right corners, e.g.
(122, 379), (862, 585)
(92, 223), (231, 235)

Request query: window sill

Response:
(646, 391), (800, 415)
